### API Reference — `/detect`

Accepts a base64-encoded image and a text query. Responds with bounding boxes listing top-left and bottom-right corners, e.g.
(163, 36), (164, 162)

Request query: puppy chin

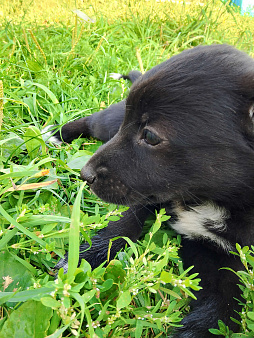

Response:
(92, 192), (127, 205)
(91, 187), (162, 206)
(87, 176), (171, 206)
(88, 185), (125, 205)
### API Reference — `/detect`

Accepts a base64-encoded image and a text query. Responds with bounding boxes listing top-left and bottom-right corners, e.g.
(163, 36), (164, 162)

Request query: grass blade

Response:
(67, 182), (86, 279)
(0, 205), (62, 257)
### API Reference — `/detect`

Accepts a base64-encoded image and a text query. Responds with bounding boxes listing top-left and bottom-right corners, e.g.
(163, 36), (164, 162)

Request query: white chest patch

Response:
(171, 202), (233, 252)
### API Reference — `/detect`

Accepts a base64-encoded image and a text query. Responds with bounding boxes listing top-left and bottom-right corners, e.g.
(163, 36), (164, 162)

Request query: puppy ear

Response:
(238, 73), (254, 126)
(244, 103), (254, 146)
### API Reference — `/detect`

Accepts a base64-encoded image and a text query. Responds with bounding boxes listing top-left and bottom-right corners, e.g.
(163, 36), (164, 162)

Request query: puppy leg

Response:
(42, 99), (126, 144)
(55, 204), (155, 273)
(174, 239), (242, 337)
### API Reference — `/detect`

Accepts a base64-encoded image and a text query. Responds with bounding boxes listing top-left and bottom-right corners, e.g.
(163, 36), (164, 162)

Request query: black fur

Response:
(52, 44), (254, 337)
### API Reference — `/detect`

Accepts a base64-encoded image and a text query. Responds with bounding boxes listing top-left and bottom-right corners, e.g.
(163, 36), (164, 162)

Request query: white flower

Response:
(64, 284), (71, 291)
(131, 288), (139, 295)
(50, 291), (56, 297)
(63, 290), (70, 297)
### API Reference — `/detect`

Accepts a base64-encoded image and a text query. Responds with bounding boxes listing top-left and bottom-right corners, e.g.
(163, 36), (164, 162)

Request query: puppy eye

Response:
(142, 129), (161, 146)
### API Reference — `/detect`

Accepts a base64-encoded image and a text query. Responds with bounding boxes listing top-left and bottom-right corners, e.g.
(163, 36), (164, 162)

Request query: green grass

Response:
(1, 0), (254, 337)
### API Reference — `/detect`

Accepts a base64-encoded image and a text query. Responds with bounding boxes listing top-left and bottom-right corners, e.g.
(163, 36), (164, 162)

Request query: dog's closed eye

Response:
(142, 129), (161, 146)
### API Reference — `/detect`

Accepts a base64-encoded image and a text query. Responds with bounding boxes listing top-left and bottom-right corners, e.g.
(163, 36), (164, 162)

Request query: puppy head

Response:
(81, 45), (254, 207)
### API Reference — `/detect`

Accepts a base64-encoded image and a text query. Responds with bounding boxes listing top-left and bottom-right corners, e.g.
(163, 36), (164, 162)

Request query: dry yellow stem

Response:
(9, 37), (16, 58)
(85, 35), (105, 66)
(5, 179), (57, 192)
(33, 169), (50, 178)
(28, 29), (47, 64)
(71, 27), (75, 49)
(74, 14), (78, 44)
(0, 80), (3, 132)
(64, 22), (84, 67)
(22, 27), (31, 53)
(136, 47), (144, 74)
(71, 23), (84, 54)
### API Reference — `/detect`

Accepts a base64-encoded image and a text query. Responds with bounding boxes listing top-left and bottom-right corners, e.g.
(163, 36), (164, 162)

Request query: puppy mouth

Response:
(90, 182), (159, 206)
(81, 164), (161, 206)
(86, 178), (130, 205)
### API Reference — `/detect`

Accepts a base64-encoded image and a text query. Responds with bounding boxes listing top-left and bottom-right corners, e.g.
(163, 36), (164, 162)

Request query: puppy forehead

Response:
(140, 111), (167, 127)
(125, 101), (154, 124)
(123, 106), (171, 138)
(141, 112), (149, 123)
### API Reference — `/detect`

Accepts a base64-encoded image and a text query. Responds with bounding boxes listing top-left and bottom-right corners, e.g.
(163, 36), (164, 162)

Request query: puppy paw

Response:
(41, 125), (62, 145)
(55, 241), (108, 274)
(55, 235), (126, 275)
(110, 70), (141, 83)
(109, 73), (123, 80)
(54, 255), (69, 274)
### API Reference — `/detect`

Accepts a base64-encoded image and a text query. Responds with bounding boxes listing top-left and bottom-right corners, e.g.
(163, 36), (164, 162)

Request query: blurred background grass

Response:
(1, 0), (254, 50)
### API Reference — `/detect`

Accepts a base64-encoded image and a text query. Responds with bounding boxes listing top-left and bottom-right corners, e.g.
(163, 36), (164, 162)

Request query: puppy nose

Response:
(80, 166), (96, 184)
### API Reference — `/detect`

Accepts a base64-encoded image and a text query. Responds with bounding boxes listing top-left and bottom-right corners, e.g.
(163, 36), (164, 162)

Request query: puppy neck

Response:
(168, 201), (233, 252)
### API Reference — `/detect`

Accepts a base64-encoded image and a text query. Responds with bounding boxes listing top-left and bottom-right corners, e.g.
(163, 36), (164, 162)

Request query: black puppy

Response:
(44, 44), (254, 337)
